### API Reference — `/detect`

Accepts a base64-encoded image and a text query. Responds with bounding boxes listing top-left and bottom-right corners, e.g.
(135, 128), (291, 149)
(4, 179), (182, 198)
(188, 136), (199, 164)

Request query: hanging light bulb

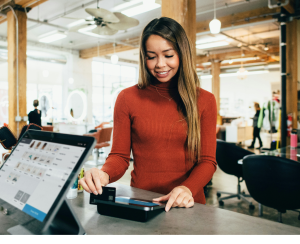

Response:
(111, 54), (119, 64)
(111, 42), (119, 64)
(209, 19), (221, 34)
(264, 44), (269, 51)
(209, 0), (221, 34)
(237, 67), (248, 80)
(68, 77), (74, 84)
(228, 59), (233, 64)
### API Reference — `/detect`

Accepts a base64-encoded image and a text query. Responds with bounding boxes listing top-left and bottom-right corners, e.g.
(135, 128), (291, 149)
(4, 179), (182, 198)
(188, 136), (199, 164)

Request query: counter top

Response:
(1, 183), (300, 235)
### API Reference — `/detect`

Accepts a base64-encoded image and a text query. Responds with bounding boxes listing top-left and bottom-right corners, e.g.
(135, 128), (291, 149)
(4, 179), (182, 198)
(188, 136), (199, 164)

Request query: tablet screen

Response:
(0, 137), (86, 222)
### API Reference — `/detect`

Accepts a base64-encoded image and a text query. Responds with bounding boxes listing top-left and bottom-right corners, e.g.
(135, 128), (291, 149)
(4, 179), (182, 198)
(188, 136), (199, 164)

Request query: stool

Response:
(84, 127), (112, 166)
(42, 125), (54, 132)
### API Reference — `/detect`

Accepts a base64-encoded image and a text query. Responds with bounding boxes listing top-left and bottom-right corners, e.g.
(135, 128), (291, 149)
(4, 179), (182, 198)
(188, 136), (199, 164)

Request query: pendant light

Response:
(237, 66), (248, 80)
(111, 42), (119, 64)
(68, 77), (74, 84)
(111, 54), (119, 64)
(237, 51), (248, 80)
(209, 0), (221, 34)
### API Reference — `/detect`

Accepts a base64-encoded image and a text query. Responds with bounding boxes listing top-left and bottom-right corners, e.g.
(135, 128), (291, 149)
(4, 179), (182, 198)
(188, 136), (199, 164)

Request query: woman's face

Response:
(145, 35), (180, 83)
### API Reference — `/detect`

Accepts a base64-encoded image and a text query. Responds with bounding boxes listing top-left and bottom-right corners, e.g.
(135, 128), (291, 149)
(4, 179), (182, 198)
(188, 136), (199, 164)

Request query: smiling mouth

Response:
(155, 70), (171, 75)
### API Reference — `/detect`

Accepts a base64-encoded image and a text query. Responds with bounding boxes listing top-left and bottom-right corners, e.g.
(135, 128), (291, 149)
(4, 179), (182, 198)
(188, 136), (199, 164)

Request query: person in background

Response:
(248, 102), (263, 149)
(70, 108), (74, 118)
(28, 99), (42, 126)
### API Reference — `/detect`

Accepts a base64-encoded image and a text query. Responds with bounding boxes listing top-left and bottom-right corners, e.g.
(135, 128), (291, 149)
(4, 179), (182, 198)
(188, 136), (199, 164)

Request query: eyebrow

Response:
(146, 48), (173, 53)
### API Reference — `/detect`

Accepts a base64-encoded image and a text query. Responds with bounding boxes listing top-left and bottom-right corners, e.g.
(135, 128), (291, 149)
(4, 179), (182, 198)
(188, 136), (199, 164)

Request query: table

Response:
(238, 145), (300, 164)
(262, 145), (300, 162)
(1, 183), (300, 235)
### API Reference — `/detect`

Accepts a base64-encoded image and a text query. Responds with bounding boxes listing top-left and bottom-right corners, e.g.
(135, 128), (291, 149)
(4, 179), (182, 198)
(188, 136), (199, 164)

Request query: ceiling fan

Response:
(68, 3), (139, 35)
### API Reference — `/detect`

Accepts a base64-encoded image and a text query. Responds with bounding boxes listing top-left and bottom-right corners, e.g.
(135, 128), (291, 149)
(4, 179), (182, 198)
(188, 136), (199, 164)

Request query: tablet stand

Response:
(7, 199), (85, 235)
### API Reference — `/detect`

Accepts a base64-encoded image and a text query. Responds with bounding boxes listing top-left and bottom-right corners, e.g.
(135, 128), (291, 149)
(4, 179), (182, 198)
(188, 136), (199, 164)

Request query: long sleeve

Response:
(180, 92), (218, 197)
(101, 90), (131, 182)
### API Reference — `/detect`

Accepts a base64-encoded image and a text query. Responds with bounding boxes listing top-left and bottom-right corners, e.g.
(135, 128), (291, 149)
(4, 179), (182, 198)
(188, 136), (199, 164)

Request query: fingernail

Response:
(98, 190), (102, 194)
(93, 191), (98, 195)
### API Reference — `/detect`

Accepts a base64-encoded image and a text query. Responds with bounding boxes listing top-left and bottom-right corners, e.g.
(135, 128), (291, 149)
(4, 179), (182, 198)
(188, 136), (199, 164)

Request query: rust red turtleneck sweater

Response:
(101, 80), (217, 204)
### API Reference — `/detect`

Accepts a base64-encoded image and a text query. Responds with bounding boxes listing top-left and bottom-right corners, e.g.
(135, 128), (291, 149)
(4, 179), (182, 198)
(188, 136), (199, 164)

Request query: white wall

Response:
(62, 54), (93, 124)
(200, 71), (281, 118)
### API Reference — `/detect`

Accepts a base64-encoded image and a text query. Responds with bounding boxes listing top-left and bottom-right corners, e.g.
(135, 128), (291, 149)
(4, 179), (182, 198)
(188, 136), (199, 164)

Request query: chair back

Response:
(98, 127), (113, 143)
(42, 125), (54, 132)
(216, 139), (254, 178)
(243, 155), (300, 212)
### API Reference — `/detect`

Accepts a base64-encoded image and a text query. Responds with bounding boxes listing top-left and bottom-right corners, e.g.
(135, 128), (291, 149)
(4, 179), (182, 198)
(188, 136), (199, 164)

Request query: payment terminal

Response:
(0, 130), (96, 234)
(90, 187), (166, 222)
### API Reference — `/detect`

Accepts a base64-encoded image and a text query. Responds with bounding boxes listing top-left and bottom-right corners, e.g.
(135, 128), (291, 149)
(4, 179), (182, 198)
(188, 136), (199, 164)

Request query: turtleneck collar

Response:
(147, 77), (180, 101)
(149, 78), (178, 91)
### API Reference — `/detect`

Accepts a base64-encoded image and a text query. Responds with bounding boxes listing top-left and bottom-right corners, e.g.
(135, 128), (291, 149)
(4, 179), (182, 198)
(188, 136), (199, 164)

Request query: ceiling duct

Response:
(0, 0), (16, 12)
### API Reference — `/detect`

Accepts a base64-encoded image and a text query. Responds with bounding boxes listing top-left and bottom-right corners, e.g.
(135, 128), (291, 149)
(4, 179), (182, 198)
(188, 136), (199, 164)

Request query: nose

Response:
(155, 56), (166, 68)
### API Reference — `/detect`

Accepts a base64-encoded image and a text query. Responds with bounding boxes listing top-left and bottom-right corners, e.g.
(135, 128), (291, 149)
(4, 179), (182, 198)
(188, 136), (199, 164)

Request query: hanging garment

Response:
(257, 107), (265, 128)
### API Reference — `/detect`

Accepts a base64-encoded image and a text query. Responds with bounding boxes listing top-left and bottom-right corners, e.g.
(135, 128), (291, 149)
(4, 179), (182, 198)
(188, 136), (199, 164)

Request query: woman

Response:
(28, 99), (42, 126)
(248, 102), (263, 149)
(79, 17), (217, 211)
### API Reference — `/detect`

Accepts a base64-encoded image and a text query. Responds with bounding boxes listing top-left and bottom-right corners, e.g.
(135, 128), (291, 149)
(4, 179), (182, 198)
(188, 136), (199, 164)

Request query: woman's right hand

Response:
(79, 168), (110, 195)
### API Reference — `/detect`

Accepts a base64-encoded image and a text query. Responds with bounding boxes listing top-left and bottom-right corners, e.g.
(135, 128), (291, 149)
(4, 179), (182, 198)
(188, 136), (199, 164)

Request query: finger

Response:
(153, 193), (171, 202)
(79, 178), (92, 193)
(172, 192), (186, 208)
(178, 195), (191, 208)
(165, 192), (179, 212)
(186, 198), (195, 208)
(91, 169), (103, 194)
(85, 171), (98, 195)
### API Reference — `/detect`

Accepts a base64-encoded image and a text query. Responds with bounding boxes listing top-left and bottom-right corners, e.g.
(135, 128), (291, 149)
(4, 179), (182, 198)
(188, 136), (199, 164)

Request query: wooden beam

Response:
(161, 0), (196, 63)
(0, 16), (6, 25)
(7, 9), (27, 136)
(80, 37), (139, 59)
(196, 7), (280, 34)
(283, 0), (295, 14)
(196, 56), (278, 69)
(15, 0), (48, 7)
(196, 46), (279, 64)
(211, 61), (221, 123)
(286, 18), (298, 131)
(0, 1), (47, 26)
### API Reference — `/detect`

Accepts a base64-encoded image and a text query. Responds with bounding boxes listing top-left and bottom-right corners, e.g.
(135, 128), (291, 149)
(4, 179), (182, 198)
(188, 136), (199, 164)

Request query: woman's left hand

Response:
(152, 186), (194, 212)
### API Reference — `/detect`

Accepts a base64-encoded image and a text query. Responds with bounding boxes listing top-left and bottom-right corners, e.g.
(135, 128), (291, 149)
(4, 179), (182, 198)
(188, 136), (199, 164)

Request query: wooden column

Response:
(161, 0), (196, 64)
(286, 18), (298, 130)
(211, 60), (221, 124)
(7, 9), (27, 137)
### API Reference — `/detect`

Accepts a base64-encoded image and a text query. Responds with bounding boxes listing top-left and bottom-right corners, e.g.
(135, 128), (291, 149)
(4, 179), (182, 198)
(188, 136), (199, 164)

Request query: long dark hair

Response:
(138, 17), (201, 164)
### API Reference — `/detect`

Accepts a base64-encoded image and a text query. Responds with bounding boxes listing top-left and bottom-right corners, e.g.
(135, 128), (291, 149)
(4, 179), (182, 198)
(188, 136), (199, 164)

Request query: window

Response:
(92, 61), (138, 123)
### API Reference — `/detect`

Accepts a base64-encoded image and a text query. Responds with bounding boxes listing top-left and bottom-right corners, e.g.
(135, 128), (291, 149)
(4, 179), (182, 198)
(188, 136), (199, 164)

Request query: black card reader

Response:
(90, 187), (165, 222)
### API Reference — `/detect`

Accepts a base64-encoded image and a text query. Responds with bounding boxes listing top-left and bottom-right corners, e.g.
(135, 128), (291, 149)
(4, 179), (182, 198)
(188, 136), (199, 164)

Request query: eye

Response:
(147, 56), (155, 60)
(165, 55), (174, 58)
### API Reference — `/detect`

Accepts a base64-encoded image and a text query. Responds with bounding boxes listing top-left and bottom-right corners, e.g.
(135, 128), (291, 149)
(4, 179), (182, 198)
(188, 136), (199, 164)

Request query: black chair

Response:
(216, 139), (255, 209)
(243, 155), (300, 223)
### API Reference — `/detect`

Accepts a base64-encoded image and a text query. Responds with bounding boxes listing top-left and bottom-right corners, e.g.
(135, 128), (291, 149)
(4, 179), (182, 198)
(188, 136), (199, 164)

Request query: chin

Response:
(154, 74), (175, 83)
(156, 78), (171, 83)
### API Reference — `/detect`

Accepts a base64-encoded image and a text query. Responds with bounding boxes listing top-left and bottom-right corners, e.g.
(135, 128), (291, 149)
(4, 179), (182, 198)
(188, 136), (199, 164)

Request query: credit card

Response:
(89, 186), (116, 205)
